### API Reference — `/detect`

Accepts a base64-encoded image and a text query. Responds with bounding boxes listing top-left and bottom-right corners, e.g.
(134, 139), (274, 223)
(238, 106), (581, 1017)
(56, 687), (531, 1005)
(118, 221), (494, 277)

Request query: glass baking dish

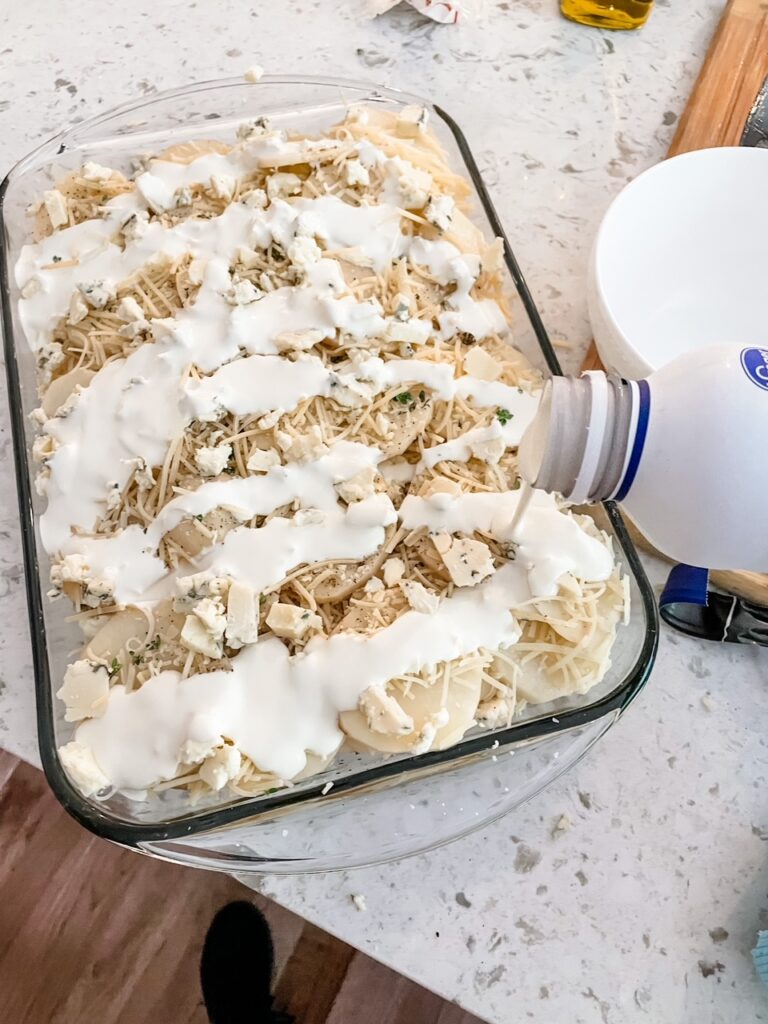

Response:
(0, 76), (658, 871)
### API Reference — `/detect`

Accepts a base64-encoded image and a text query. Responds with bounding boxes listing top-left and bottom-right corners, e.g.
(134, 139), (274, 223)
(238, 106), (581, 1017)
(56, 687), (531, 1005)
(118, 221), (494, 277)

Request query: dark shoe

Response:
(200, 901), (294, 1024)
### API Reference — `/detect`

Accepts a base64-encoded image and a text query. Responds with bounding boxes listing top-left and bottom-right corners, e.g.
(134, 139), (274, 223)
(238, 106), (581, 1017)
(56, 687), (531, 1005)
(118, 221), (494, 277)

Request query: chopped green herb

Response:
(264, 786), (281, 795)
(259, 594), (267, 606)
(147, 636), (161, 651)
(51, 255), (62, 263)
(193, 513), (205, 522)
(108, 657), (121, 678)
(223, 466), (236, 475)
(130, 652), (144, 666)
(496, 407), (513, 426)
(418, 390), (426, 403)
(393, 391), (413, 405)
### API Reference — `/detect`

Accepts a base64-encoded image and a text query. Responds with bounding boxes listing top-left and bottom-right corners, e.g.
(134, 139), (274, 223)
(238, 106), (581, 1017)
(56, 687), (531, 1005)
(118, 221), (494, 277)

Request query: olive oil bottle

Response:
(561, 0), (653, 30)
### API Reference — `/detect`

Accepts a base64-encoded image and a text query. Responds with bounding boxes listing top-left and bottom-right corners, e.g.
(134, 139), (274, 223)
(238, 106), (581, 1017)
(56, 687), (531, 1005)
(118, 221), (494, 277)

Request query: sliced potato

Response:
(339, 661), (482, 754)
(85, 606), (152, 662)
(42, 368), (95, 417)
(379, 397), (434, 459)
(157, 140), (231, 164)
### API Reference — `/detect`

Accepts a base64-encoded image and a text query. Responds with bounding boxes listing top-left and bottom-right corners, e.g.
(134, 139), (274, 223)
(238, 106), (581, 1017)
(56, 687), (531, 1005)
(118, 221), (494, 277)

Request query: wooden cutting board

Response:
(581, 0), (768, 605)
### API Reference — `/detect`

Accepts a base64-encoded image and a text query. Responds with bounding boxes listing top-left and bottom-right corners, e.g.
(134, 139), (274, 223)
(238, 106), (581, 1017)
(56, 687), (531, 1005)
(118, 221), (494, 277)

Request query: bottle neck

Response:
(518, 371), (651, 504)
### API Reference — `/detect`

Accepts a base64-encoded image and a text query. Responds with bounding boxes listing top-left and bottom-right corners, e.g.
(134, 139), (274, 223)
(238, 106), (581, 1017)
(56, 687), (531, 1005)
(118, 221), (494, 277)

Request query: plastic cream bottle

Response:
(517, 344), (768, 571)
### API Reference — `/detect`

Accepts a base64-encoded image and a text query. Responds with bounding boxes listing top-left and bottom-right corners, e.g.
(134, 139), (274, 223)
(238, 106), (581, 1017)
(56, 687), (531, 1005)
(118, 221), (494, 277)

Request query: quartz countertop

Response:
(2, 1), (768, 1021)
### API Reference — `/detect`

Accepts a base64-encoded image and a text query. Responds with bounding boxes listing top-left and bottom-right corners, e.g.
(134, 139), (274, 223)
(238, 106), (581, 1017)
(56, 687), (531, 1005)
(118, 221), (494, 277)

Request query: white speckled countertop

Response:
(2, 1), (768, 1021)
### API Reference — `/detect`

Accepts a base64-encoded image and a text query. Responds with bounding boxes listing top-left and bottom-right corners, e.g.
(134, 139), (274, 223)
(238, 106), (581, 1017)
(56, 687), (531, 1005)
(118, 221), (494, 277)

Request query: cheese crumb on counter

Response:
(244, 65), (264, 83)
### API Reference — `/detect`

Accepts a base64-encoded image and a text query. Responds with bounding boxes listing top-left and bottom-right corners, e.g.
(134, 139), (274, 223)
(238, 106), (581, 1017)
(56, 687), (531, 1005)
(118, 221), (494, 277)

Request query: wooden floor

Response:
(0, 751), (482, 1024)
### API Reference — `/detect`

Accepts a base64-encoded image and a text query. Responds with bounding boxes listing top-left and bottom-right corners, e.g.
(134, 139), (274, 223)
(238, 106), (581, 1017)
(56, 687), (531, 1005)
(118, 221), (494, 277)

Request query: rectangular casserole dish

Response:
(0, 76), (658, 865)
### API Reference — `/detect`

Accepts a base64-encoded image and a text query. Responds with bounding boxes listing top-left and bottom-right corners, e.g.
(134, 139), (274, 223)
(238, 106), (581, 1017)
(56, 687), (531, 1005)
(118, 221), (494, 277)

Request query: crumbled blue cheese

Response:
(382, 557), (406, 587)
(393, 293), (412, 321)
(199, 744), (242, 790)
(244, 64), (264, 83)
(246, 447), (281, 473)
(424, 194), (455, 232)
(279, 425), (328, 463)
(136, 173), (175, 213)
(359, 683), (414, 735)
(266, 603), (323, 640)
(121, 209), (150, 242)
(174, 184), (193, 207)
(235, 245), (261, 269)
(105, 480), (122, 511)
(209, 173), (237, 202)
(292, 507), (327, 527)
(345, 159), (370, 187)
(174, 570), (231, 611)
(438, 537), (495, 588)
(56, 659), (110, 722)
(257, 409), (282, 430)
(476, 694), (514, 727)
(351, 893), (367, 912)
(411, 708), (448, 755)
(50, 553), (89, 588)
(242, 188), (268, 209)
(43, 189), (69, 229)
(37, 340), (65, 378)
(181, 596), (227, 659)
(274, 328), (324, 353)
(336, 466), (377, 504)
(396, 105), (429, 138)
(195, 443), (232, 477)
(225, 581), (260, 649)
(67, 290), (90, 325)
(224, 278), (263, 305)
(387, 157), (432, 209)
(77, 280), (115, 310)
(116, 295), (145, 322)
(59, 741), (110, 796)
(364, 577), (385, 594)
(126, 456), (155, 491)
(470, 434), (505, 465)
(386, 317), (431, 345)
(287, 234), (322, 269)
(82, 161), (115, 182)
(237, 116), (271, 141)
(399, 579), (439, 615)
(267, 172), (302, 200)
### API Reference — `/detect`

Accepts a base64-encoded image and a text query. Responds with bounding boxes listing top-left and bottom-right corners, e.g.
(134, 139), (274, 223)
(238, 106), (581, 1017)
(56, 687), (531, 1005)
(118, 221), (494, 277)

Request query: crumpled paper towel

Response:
(368, 0), (462, 24)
